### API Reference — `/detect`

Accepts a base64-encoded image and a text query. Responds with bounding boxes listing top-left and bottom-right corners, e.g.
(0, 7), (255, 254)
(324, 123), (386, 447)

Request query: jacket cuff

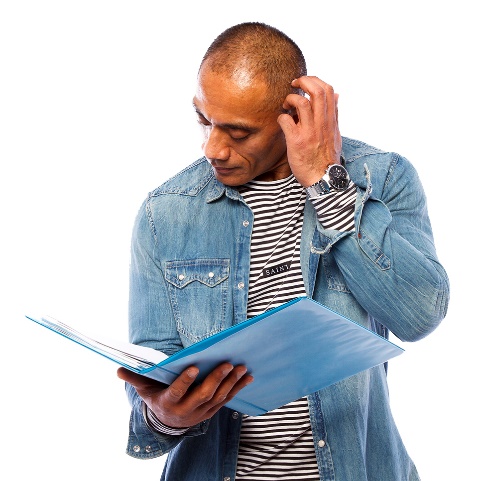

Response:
(125, 384), (210, 459)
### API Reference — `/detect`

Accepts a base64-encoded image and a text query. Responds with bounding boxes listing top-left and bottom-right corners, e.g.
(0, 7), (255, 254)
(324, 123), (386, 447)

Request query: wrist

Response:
(305, 163), (350, 199)
(142, 401), (190, 435)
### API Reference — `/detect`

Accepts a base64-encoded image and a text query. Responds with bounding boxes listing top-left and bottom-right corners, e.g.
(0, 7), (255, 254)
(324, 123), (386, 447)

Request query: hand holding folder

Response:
(117, 360), (254, 429)
(26, 297), (403, 416)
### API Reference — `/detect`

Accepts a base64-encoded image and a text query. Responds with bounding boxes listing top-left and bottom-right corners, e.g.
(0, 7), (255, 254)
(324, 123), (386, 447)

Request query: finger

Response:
(292, 77), (337, 131)
(294, 77), (330, 125)
(204, 371), (254, 418)
(164, 366), (200, 403)
(219, 368), (254, 402)
(154, 364), (240, 428)
(277, 112), (297, 138)
(282, 93), (314, 130)
(176, 362), (242, 413)
(182, 362), (234, 405)
(292, 76), (333, 100)
(205, 365), (250, 405)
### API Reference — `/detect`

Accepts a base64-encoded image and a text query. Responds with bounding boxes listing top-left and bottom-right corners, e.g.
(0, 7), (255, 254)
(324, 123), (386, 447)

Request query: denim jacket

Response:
(125, 137), (449, 481)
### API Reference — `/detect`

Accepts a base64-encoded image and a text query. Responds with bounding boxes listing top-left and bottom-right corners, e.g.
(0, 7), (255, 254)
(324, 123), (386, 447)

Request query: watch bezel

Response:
(306, 163), (350, 199)
(325, 164), (350, 190)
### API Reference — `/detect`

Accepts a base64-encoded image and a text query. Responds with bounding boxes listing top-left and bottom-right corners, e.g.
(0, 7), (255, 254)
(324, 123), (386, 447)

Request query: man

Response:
(118, 22), (449, 480)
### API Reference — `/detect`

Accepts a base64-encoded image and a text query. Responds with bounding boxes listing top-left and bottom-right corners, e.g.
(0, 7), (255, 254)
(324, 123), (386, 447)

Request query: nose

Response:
(203, 126), (230, 162)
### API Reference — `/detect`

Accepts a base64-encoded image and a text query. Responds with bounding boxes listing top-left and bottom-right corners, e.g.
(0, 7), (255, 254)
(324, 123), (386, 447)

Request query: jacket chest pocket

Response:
(164, 259), (230, 344)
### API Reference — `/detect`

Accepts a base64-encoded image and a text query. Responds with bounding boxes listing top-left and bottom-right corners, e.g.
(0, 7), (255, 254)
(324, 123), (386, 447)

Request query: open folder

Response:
(26, 297), (403, 416)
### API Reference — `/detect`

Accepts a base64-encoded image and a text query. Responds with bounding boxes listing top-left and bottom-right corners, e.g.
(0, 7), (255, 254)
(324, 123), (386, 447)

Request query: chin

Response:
(214, 172), (249, 187)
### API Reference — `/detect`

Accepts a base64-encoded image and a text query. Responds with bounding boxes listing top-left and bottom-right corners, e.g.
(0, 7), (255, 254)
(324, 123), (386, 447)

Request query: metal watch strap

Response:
(306, 175), (331, 198)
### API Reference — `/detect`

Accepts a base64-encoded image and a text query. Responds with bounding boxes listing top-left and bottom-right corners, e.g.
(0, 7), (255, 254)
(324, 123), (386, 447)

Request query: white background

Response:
(1, 1), (479, 480)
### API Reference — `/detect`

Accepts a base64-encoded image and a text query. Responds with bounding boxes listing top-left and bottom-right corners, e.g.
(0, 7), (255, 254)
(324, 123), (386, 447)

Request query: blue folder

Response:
(26, 297), (403, 416)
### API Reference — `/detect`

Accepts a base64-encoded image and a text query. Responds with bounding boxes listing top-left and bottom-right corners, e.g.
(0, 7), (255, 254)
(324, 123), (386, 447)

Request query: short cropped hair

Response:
(200, 22), (307, 111)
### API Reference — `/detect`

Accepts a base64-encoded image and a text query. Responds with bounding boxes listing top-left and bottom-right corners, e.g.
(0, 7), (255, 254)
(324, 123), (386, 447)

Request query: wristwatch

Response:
(306, 164), (350, 198)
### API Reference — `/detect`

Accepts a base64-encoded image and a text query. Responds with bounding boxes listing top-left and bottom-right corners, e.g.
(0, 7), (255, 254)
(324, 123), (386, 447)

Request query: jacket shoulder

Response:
(341, 136), (386, 161)
(341, 136), (418, 190)
(149, 157), (214, 198)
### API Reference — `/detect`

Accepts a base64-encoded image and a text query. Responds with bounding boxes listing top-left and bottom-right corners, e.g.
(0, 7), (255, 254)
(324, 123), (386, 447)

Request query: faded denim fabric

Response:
(124, 137), (449, 481)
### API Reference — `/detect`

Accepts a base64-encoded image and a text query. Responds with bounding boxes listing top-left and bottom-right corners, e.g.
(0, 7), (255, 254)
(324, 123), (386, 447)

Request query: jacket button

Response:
(133, 445), (141, 452)
(232, 411), (239, 419)
(243, 220), (249, 227)
(145, 445), (152, 453)
(224, 478), (231, 481)
(318, 439), (326, 448)
(178, 274), (185, 280)
(237, 282), (245, 289)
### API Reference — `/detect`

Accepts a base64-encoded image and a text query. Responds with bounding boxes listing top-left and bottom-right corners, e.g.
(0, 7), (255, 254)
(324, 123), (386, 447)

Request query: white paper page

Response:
(29, 315), (168, 369)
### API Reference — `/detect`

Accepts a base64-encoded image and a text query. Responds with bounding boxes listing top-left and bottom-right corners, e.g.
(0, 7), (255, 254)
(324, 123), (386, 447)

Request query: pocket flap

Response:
(164, 259), (230, 288)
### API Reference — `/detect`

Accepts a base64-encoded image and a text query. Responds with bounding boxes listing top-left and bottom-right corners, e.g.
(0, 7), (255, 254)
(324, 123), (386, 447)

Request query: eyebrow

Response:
(193, 102), (259, 133)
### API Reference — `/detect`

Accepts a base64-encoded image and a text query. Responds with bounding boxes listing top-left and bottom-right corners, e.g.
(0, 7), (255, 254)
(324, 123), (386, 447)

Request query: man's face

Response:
(193, 66), (291, 186)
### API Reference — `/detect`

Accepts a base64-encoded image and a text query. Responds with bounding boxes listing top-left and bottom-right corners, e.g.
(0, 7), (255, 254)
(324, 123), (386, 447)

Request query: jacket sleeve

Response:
(318, 153), (449, 342)
(124, 382), (210, 459)
(128, 195), (183, 355)
(124, 196), (209, 459)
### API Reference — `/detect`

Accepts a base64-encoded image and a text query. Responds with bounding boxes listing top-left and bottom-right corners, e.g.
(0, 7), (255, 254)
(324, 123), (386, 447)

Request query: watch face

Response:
(328, 164), (350, 190)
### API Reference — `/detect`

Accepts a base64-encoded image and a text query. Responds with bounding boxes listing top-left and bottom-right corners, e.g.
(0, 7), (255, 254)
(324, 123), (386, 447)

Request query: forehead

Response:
(194, 66), (276, 125)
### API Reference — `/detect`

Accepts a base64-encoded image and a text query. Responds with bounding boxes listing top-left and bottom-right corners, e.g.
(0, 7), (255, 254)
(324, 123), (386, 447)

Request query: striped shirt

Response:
(235, 175), (355, 480)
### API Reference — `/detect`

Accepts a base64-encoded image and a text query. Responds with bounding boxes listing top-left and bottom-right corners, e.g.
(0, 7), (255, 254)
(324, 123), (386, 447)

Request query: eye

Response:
(195, 111), (211, 127)
(230, 130), (250, 141)
(197, 118), (210, 127)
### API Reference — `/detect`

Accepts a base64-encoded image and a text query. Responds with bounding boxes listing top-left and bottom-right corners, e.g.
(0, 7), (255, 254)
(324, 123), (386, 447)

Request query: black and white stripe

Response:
(238, 175), (307, 318)
(236, 399), (320, 480)
(309, 181), (357, 231)
(237, 175), (319, 480)
(143, 402), (189, 435)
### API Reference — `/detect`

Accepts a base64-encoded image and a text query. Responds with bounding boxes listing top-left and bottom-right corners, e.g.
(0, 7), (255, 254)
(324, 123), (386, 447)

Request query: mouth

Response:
(211, 165), (236, 175)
